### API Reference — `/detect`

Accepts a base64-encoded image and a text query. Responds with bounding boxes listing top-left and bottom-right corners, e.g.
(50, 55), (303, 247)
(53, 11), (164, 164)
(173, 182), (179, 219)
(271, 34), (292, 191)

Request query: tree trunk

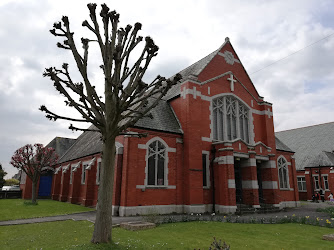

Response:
(31, 177), (38, 205)
(91, 135), (116, 243)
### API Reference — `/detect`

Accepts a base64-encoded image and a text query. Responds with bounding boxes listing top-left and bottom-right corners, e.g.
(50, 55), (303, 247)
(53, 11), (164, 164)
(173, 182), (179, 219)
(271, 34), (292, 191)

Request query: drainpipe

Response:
(210, 145), (217, 213)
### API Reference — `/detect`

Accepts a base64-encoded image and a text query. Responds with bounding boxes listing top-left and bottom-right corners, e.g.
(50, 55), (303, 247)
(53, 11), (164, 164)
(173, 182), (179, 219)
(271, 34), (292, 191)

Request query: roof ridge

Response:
(276, 121), (334, 133)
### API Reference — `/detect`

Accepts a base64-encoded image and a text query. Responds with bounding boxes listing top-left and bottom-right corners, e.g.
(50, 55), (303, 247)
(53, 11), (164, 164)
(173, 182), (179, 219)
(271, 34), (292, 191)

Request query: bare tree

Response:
(41, 3), (181, 243)
(10, 144), (58, 204)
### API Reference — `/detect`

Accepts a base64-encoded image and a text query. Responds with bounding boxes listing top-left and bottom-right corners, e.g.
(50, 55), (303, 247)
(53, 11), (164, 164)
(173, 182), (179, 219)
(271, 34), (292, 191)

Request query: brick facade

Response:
(22, 39), (300, 215)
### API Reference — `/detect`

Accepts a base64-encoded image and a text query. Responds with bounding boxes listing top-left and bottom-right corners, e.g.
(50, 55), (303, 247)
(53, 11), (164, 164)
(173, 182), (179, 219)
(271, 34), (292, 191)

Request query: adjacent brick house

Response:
(276, 122), (334, 201)
(48, 38), (299, 215)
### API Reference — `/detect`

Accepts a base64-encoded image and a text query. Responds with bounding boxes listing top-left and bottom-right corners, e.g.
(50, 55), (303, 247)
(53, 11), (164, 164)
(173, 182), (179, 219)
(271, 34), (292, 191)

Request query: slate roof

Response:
(58, 126), (102, 164)
(46, 137), (76, 158)
(163, 46), (223, 101)
(134, 98), (182, 134)
(59, 98), (182, 163)
(275, 136), (293, 152)
(275, 122), (334, 170)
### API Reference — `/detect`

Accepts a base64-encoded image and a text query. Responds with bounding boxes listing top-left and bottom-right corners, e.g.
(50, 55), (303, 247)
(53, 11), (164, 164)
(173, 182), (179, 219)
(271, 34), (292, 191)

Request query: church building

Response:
(48, 38), (299, 216)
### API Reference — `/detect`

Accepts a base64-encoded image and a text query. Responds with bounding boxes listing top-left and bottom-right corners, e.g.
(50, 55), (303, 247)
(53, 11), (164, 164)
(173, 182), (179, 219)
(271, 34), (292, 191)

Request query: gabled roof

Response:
(164, 39), (229, 101)
(59, 98), (182, 164)
(275, 122), (334, 170)
(275, 136), (293, 153)
(46, 137), (76, 159)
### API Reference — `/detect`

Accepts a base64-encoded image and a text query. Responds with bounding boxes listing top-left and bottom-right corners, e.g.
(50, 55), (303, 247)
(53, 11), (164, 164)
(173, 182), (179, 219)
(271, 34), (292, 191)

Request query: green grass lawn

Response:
(1, 220), (334, 249)
(0, 199), (94, 221)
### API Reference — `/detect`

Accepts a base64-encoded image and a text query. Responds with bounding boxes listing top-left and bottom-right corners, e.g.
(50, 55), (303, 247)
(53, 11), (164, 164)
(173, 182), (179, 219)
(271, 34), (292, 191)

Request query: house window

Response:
(297, 177), (306, 191)
(314, 176), (320, 190)
(278, 157), (289, 189)
(212, 96), (249, 143)
(147, 140), (166, 186)
(81, 164), (87, 184)
(323, 175), (329, 190)
(69, 166), (73, 184)
(96, 161), (101, 185)
(202, 153), (210, 188)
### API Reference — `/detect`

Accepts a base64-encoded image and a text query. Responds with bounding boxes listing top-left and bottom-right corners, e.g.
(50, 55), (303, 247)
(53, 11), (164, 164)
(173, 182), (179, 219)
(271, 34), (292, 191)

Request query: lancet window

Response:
(212, 96), (249, 142)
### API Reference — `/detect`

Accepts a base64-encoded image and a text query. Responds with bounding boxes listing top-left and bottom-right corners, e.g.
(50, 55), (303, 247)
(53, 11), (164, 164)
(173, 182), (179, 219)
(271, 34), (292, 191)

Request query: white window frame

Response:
(313, 175), (320, 190)
(212, 95), (250, 143)
(277, 156), (290, 190)
(323, 175), (329, 191)
(146, 138), (167, 186)
(202, 151), (210, 188)
(96, 159), (102, 185)
(69, 166), (73, 184)
(297, 176), (306, 192)
(81, 164), (87, 185)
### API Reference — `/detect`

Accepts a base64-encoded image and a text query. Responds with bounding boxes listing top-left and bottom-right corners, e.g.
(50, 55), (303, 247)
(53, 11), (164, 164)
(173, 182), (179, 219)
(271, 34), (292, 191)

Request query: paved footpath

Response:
(0, 201), (333, 226)
(0, 211), (142, 226)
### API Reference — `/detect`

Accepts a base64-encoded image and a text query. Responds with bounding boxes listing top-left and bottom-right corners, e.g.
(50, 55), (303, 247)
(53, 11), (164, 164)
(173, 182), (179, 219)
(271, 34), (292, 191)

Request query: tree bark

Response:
(31, 177), (38, 205)
(91, 134), (116, 243)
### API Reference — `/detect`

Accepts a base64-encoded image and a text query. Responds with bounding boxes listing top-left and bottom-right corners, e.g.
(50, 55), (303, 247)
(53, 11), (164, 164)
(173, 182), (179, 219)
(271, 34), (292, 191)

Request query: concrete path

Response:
(0, 211), (142, 226)
(0, 201), (333, 226)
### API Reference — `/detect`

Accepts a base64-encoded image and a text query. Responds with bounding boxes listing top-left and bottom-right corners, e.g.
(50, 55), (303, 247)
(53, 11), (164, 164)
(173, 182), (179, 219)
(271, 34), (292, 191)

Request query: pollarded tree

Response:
(40, 3), (181, 243)
(10, 144), (59, 204)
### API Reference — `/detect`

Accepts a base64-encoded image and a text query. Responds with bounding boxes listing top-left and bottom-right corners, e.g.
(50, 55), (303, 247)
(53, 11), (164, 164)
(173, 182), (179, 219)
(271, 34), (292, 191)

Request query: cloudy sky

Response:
(1, 0), (334, 178)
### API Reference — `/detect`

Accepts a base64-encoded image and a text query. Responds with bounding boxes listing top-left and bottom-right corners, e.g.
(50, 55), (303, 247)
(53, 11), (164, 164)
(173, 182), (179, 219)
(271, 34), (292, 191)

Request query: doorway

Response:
(234, 160), (243, 204)
(257, 163), (264, 203)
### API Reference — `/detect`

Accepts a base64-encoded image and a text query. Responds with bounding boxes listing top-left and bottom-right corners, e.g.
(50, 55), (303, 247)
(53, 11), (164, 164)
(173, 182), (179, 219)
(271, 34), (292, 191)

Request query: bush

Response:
(5, 179), (19, 186)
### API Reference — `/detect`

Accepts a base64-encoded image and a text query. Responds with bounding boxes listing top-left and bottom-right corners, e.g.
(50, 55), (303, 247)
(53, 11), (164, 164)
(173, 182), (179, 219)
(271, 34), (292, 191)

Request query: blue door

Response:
(38, 175), (52, 197)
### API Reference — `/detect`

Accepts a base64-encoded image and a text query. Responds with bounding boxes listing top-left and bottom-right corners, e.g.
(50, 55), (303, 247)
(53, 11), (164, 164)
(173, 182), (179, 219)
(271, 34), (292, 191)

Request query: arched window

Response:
(212, 95), (249, 142)
(278, 157), (289, 189)
(147, 140), (166, 186)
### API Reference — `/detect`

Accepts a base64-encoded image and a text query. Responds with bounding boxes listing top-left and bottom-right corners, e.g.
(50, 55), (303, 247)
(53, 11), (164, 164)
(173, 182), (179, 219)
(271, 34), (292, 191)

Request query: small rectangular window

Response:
(82, 165), (87, 184)
(69, 166), (73, 184)
(96, 161), (101, 185)
(202, 153), (210, 188)
(314, 176), (320, 190)
(202, 154), (207, 187)
(323, 176), (329, 190)
(297, 177), (306, 191)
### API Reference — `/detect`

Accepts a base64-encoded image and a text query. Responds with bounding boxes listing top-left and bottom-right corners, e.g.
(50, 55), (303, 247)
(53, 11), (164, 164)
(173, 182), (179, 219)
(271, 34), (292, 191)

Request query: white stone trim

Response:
(138, 137), (173, 188)
(242, 180), (259, 189)
(83, 158), (96, 170)
(240, 158), (256, 167)
(255, 155), (269, 161)
(202, 137), (212, 142)
(233, 152), (249, 159)
(119, 205), (184, 216)
(71, 161), (81, 172)
(136, 185), (176, 190)
(54, 166), (61, 174)
(184, 205), (206, 214)
(305, 171), (310, 174)
(62, 164), (70, 174)
(262, 160), (276, 169)
(111, 205), (119, 216)
(253, 205), (261, 208)
(215, 205), (237, 214)
(330, 170), (334, 174)
(180, 86), (211, 101)
(252, 109), (273, 118)
(228, 179), (235, 188)
(216, 155), (234, 165)
(262, 181), (278, 189)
